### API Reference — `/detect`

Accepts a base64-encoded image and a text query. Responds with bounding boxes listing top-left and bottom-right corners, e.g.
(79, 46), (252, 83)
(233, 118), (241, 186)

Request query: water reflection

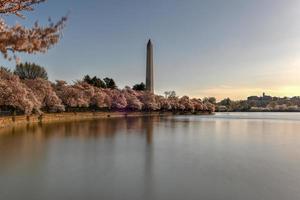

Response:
(0, 116), (156, 139)
(1, 114), (300, 200)
(0, 117), (158, 174)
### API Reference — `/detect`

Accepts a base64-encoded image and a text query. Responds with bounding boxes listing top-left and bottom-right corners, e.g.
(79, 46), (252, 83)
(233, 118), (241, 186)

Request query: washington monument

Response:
(146, 39), (154, 93)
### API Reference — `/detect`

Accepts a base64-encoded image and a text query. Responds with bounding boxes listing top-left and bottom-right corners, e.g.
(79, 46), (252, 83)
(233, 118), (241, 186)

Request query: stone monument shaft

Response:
(146, 39), (154, 93)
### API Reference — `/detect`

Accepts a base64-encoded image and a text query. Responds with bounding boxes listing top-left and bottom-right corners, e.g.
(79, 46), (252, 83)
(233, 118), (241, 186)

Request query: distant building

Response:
(247, 92), (273, 107)
(247, 96), (260, 101)
(261, 92), (272, 101)
(247, 93), (272, 102)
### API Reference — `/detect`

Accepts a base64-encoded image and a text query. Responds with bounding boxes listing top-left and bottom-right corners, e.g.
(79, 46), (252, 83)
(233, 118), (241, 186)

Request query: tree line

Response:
(0, 63), (215, 115)
(202, 97), (300, 112)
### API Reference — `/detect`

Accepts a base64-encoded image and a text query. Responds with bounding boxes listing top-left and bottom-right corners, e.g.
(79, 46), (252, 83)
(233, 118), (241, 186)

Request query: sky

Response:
(1, 0), (300, 100)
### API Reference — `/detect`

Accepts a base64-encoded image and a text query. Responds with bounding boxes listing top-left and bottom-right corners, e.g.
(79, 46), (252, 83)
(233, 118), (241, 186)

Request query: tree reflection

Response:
(0, 116), (162, 170)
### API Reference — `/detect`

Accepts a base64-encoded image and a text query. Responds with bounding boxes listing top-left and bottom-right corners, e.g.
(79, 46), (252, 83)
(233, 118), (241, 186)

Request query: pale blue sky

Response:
(1, 0), (300, 100)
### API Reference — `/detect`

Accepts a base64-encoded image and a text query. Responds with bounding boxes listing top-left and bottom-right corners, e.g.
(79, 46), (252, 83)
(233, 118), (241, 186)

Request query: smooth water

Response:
(0, 113), (300, 200)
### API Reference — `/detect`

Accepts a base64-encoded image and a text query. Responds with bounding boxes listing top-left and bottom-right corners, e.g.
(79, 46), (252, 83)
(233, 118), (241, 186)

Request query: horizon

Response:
(1, 0), (300, 100)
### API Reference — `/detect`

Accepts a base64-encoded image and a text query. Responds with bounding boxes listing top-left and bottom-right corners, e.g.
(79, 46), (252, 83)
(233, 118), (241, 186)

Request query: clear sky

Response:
(1, 0), (300, 100)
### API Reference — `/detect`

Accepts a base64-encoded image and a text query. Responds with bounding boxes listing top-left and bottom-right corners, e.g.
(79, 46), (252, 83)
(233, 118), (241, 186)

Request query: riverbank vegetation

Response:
(0, 66), (215, 115)
(204, 95), (300, 112)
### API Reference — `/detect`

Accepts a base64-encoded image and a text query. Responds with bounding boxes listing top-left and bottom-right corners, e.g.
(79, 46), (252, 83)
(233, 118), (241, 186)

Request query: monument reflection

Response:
(0, 116), (160, 170)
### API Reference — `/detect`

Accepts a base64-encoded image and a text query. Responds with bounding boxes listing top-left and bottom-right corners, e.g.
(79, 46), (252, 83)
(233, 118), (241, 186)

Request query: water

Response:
(0, 113), (300, 200)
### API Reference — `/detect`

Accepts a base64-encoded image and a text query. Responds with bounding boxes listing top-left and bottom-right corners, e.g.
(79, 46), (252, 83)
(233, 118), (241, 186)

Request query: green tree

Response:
(83, 75), (106, 88)
(203, 97), (216, 104)
(164, 91), (177, 98)
(208, 97), (216, 104)
(229, 101), (240, 111)
(92, 76), (106, 88)
(83, 75), (92, 83)
(266, 101), (277, 110)
(103, 77), (117, 89)
(14, 62), (48, 80)
(220, 98), (232, 107)
(0, 66), (11, 73)
(239, 101), (251, 111)
(133, 82), (146, 91)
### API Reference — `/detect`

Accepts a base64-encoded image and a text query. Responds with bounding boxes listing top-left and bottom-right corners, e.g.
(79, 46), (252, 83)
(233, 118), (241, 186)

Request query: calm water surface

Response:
(0, 113), (300, 200)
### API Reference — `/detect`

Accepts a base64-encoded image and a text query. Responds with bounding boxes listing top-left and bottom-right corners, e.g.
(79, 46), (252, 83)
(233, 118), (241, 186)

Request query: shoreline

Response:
(216, 111), (300, 113)
(0, 112), (169, 129)
(0, 111), (212, 129)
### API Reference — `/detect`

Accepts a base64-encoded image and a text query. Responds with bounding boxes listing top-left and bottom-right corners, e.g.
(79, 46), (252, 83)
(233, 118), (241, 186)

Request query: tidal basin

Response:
(0, 113), (300, 200)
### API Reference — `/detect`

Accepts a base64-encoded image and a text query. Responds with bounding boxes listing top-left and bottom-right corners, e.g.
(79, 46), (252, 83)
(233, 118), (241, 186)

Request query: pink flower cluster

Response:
(0, 70), (215, 114)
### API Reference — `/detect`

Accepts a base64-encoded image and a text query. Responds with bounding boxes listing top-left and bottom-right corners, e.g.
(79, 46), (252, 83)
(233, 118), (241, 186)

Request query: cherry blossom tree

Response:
(0, 0), (67, 60)
(0, 68), (41, 114)
(23, 78), (64, 112)
(0, 68), (215, 114)
(90, 87), (109, 109)
(204, 102), (215, 113)
(108, 89), (127, 110)
(138, 92), (159, 111)
(54, 81), (97, 109)
(159, 97), (172, 111)
(191, 98), (203, 112)
(167, 96), (180, 111)
(123, 87), (143, 110)
(179, 96), (194, 111)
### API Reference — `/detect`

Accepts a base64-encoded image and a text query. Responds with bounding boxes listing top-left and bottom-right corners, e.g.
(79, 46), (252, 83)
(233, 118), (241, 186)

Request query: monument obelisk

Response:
(146, 39), (154, 93)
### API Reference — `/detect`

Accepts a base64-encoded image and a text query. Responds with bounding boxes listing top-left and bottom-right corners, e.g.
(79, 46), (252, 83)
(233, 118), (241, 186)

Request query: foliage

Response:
(164, 91), (176, 98)
(0, 68), (41, 114)
(203, 97), (216, 104)
(0, 66), (11, 73)
(83, 75), (106, 88)
(14, 62), (48, 79)
(123, 87), (143, 110)
(219, 98), (232, 107)
(0, 70), (215, 114)
(54, 81), (92, 108)
(83, 75), (117, 89)
(103, 77), (117, 89)
(23, 78), (64, 112)
(214, 96), (300, 112)
(0, 0), (67, 60)
(132, 82), (145, 91)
